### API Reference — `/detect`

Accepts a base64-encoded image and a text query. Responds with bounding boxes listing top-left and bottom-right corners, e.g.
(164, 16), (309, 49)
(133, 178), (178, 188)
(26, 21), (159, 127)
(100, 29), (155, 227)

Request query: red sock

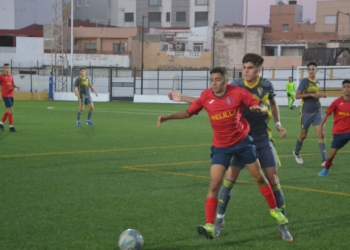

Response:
(8, 113), (13, 126)
(325, 160), (332, 170)
(259, 184), (277, 209)
(1, 112), (8, 123)
(205, 198), (218, 224)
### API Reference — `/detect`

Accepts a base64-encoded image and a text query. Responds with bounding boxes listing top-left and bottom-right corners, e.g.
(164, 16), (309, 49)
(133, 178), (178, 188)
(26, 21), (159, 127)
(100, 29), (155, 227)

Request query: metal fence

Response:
(6, 65), (350, 100)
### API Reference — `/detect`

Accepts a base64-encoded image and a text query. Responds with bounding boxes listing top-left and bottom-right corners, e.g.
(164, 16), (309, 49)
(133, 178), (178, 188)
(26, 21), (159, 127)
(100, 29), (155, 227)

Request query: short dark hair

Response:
(3, 63), (9, 67)
(307, 62), (317, 68)
(242, 53), (264, 67)
(210, 67), (228, 78)
(342, 79), (350, 85)
(80, 67), (86, 71)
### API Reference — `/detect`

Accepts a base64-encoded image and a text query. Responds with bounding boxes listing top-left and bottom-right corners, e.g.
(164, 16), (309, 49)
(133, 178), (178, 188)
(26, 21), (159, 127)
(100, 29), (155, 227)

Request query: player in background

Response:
(286, 77), (296, 109)
(318, 79), (350, 177)
(169, 54), (292, 242)
(161, 66), (288, 240)
(73, 67), (98, 126)
(0, 63), (20, 132)
(293, 62), (327, 166)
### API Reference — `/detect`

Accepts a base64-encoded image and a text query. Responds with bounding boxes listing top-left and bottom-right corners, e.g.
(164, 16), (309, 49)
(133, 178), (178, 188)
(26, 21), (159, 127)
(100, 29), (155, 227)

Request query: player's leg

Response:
(197, 147), (230, 239)
(287, 93), (291, 108)
(259, 140), (293, 241)
(86, 99), (94, 125)
(0, 97), (10, 131)
(235, 136), (288, 225)
(313, 112), (326, 165)
(5, 98), (16, 132)
(319, 133), (350, 176)
(293, 113), (311, 164)
(214, 164), (242, 237)
(76, 96), (84, 126)
(290, 93), (295, 109)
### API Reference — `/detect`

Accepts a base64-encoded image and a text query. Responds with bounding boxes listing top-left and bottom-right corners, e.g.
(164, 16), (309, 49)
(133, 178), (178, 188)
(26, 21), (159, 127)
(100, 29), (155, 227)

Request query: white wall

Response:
(0, 37), (130, 68)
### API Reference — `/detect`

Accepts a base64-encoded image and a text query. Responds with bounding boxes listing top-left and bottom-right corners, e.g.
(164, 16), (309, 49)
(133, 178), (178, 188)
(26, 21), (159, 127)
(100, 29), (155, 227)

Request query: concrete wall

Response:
(316, 0), (350, 38)
(215, 27), (262, 68)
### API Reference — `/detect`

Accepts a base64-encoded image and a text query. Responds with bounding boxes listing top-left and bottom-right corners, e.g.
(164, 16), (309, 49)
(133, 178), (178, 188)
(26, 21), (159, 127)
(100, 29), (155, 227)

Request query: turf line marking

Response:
(0, 144), (210, 159)
(123, 166), (350, 197)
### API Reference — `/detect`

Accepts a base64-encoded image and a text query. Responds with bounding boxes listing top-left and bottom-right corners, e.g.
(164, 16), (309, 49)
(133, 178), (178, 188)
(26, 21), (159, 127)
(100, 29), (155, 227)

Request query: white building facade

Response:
(74, 0), (244, 28)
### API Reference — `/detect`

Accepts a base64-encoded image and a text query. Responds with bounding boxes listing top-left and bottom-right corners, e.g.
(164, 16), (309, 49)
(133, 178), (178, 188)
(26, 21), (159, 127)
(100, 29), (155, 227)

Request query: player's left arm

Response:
(317, 113), (329, 138)
(270, 97), (286, 138)
(89, 84), (98, 97)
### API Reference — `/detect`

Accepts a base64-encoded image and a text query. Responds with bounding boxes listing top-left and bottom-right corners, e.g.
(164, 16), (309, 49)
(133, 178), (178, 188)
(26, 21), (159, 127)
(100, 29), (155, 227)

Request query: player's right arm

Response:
(73, 78), (79, 96)
(157, 110), (191, 128)
(317, 113), (329, 138)
(168, 88), (197, 103)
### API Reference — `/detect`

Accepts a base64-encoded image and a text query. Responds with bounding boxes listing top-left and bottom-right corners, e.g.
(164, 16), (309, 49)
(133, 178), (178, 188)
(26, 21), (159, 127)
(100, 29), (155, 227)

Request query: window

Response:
(149, 0), (161, 6)
(224, 32), (243, 38)
(166, 12), (170, 22)
(176, 12), (186, 22)
(196, 0), (208, 5)
(85, 0), (90, 6)
(125, 13), (134, 22)
(193, 43), (203, 51)
(113, 43), (126, 53)
(149, 12), (161, 27)
(84, 43), (97, 51)
(77, 0), (82, 6)
(282, 24), (289, 32)
(195, 12), (208, 27)
(325, 16), (337, 24)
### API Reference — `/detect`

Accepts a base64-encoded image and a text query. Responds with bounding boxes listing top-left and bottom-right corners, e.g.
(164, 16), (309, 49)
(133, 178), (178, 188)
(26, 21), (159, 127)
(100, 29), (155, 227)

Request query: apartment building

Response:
(74, 0), (244, 28)
(315, 0), (350, 40)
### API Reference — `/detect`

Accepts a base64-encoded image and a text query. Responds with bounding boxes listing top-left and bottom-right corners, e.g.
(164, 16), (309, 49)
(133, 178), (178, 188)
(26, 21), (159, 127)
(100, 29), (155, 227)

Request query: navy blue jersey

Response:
(230, 77), (275, 141)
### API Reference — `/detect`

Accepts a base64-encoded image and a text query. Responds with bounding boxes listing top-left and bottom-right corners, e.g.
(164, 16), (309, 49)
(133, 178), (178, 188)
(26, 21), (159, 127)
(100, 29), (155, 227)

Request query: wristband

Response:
(275, 121), (281, 127)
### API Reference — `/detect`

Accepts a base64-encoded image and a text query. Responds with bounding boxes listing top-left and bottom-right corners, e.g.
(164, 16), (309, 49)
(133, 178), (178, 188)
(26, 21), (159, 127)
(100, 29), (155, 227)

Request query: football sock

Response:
(318, 140), (326, 162)
(325, 160), (332, 170)
(205, 198), (218, 224)
(1, 112), (8, 123)
(217, 178), (235, 217)
(77, 111), (82, 121)
(259, 184), (277, 209)
(294, 138), (303, 155)
(272, 183), (286, 215)
(87, 111), (92, 120)
(8, 113), (13, 126)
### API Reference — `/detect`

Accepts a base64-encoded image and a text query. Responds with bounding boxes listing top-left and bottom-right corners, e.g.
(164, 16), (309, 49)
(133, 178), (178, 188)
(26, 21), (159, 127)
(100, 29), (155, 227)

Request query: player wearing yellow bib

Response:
(286, 77), (296, 109)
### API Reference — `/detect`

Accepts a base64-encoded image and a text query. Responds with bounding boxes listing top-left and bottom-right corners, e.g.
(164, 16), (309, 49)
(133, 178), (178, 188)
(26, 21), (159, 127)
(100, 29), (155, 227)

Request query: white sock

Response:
(217, 214), (225, 219)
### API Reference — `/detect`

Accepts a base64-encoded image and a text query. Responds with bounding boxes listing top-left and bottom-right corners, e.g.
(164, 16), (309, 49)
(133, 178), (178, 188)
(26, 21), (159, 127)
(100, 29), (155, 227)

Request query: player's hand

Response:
(157, 115), (169, 128)
(322, 92), (327, 98)
(311, 93), (320, 99)
(74, 92), (77, 96)
(168, 88), (182, 102)
(250, 105), (265, 113)
(276, 125), (287, 138)
(95, 92), (98, 97)
(16, 86), (20, 91)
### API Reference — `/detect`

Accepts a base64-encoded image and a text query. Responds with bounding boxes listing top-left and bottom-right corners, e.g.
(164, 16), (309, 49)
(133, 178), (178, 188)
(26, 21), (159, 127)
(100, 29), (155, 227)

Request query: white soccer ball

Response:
(118, 229), (144, 250)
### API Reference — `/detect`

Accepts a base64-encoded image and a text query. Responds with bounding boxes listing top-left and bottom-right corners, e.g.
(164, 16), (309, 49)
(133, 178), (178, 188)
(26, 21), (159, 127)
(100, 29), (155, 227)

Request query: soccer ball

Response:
(118, 229), (144, 250)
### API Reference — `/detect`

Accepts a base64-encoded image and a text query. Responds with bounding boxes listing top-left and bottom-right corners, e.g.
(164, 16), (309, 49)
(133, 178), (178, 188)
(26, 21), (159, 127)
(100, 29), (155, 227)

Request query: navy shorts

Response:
(2, 97), (14, 108)
(300, 111), (322, 130)
(211, 136), (258, 169)
(231, 139), (279, 168)
(78, 95), (92, 106)
(331, 133), (350, 149)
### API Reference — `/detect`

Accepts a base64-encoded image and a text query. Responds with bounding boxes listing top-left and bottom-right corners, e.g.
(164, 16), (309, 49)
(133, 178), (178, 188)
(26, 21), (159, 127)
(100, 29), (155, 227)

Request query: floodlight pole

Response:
(212, 21), (218, 68)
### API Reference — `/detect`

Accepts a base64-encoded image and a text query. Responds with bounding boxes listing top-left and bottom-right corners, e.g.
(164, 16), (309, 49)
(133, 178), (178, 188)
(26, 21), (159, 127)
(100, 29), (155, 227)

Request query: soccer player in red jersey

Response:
(318, 79), (350, 176)
(0, 63), (20, 132)
(157, 67), (288, 239)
